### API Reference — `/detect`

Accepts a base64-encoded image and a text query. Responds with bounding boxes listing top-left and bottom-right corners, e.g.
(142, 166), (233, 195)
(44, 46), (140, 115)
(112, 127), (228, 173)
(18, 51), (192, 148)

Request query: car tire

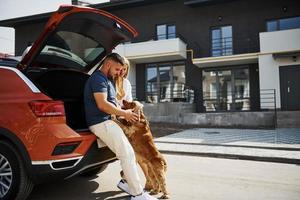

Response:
(80, 164), (108, 177)
(0, 141), (34, 200)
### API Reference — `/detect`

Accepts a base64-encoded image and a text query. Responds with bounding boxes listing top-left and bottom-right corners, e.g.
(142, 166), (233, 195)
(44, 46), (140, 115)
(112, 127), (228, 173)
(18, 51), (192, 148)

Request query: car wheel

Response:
(0, 141), (34, 200)
(80, 164), (108, 177)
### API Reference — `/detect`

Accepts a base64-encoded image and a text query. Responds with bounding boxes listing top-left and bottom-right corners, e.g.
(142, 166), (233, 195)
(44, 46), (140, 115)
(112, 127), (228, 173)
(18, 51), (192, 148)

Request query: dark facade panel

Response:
(249, 63), (260, 111)
(15, 22), (47, 56)
(6, 0), (300, 57)
(136, 63), (146, 101)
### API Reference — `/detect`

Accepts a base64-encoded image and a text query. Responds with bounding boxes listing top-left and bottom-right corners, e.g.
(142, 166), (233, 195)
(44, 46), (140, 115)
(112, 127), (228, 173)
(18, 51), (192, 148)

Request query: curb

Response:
(155, 141), (300, 151)
(159, 150), (300, 165)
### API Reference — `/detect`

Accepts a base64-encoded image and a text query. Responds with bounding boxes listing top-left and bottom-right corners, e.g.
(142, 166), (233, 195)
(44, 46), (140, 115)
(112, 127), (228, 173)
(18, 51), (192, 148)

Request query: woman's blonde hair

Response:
(115, 57), (130, 101)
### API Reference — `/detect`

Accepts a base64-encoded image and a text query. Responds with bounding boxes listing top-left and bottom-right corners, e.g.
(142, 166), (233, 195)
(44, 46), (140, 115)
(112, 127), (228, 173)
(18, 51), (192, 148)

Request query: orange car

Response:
(0, 5), (137, 200)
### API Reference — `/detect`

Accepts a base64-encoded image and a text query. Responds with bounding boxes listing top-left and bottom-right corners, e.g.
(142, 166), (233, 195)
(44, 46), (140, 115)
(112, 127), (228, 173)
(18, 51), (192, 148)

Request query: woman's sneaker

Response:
(117, 179), (130, 194)
(131, 192), (158, 200)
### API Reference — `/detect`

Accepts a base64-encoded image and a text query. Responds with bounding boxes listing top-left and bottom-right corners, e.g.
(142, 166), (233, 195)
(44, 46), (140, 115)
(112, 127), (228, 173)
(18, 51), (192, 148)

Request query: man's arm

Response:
(93, 92), (138, 122)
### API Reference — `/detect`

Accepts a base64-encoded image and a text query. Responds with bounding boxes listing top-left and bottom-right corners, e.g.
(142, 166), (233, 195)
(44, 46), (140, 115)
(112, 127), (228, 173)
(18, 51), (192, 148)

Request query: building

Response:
(1, 0), (300, 127)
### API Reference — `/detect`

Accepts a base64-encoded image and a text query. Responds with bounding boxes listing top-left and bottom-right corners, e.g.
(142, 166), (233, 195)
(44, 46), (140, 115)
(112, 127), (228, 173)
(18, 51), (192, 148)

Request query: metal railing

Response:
(155, 33), (187, 43)
(130, 33), (188, 44)
(210, 36), (259, 57)
(132, 83), (194, 103)
(203, 89), (276, 112)
(203, 91), (250, 112)
(203, 89), (278, 128)
(211, 36), (233, 56)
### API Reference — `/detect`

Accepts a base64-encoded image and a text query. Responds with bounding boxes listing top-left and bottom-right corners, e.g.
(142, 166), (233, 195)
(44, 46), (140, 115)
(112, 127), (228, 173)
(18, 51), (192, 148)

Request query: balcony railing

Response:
(131, 33), (188, 44)
(211, 36), (233, 56)
(208, 36), (259, 58)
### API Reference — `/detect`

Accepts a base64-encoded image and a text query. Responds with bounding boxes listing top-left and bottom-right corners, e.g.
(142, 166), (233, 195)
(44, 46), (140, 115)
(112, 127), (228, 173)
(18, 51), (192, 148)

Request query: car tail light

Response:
(52, 141), (81, 155)
(29, 100), (65, 117)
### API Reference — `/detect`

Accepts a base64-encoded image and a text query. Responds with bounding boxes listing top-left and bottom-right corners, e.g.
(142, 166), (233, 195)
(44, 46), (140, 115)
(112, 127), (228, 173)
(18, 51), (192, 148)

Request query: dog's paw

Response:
(160, 194), (170, 199)
(149, 190), (159, 195)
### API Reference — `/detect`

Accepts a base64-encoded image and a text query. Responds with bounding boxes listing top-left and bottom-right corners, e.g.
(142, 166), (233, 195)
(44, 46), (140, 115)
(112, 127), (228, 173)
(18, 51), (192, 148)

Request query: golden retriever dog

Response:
(114, 100), (170, 199)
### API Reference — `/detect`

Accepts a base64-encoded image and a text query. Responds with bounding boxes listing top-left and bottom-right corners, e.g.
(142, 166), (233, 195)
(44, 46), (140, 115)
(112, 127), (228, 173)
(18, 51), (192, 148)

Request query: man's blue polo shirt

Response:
(84, 70), (117, 127)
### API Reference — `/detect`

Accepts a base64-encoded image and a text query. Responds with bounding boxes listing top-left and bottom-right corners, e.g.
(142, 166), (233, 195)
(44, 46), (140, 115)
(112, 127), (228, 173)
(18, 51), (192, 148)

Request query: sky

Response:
(0, 0), (109, 55)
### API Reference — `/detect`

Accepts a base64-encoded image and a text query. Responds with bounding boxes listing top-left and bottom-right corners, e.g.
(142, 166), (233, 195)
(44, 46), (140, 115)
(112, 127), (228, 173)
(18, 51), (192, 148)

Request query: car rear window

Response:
(35, 30), (105, 71)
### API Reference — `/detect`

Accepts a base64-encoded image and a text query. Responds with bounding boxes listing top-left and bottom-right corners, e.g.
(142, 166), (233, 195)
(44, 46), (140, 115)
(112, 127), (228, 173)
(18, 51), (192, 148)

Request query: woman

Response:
(115, 57), (133, 106)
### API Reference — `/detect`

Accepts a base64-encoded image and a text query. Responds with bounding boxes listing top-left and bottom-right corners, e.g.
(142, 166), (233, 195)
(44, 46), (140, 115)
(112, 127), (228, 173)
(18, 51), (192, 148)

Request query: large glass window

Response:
(156, 24), (176, 40)
(211, 26), (233, 57)
(267, 16), (300, 31)
(203, 67), (250, 111)
(146, 62), (185, 103)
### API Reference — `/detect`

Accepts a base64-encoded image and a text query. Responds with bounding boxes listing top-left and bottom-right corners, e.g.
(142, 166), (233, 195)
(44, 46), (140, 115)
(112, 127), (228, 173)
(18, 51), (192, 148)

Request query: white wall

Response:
(117, 38), (187, 59)
(259, 29), (300, 108)
(0, 0), (72, 55)
(260, 29), (300, 53)
(114, 38), (187, 63)
(0, 27), (14, 55)
(127, 61), (136, 89)
(0, 0), (72, 21)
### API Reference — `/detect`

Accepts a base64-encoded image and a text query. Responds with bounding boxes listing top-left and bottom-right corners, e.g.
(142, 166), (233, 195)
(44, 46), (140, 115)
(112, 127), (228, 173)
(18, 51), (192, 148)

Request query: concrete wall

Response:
(146, 111), (275, 128)
(143, 102), (196, 122)
(143, 102), (273, 128)
(181, 112), (275, 128)
(277, 111), (300, 128)
(259, 29), (300, 109)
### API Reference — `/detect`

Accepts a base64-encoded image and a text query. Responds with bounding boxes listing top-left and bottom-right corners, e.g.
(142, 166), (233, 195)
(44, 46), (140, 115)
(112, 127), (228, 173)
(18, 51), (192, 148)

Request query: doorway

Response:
(280, 65), (300, 110)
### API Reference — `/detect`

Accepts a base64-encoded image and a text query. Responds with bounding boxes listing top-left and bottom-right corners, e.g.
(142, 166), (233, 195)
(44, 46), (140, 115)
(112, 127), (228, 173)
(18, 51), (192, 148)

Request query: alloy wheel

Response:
(0, 153), (13, 198)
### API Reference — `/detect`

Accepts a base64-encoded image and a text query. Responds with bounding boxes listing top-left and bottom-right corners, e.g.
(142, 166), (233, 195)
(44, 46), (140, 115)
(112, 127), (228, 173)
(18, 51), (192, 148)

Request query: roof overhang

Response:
(184, 0), (238, 6)
(125, 52), (186, 64)
(0, 12), (51, 27)
(193, 52), (259, 68)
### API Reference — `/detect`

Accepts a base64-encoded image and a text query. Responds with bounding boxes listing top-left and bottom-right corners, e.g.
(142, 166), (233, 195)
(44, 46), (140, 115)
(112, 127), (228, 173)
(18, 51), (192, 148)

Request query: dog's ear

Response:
(118, 117), (132, 126)
(123, 99), (132, 109)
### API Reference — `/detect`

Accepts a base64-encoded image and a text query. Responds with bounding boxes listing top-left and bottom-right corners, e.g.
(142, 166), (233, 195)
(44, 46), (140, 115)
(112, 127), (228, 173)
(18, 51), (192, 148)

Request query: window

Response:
(211, 26), (233, 57)
(146, 62), (185, 102)
(267, 16), (300, 31)
(203, 67), (250, 111)
(156, 24), (176, 40)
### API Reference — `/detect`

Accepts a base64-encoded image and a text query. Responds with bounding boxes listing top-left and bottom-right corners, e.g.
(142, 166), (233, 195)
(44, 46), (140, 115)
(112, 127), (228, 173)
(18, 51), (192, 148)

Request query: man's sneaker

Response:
(117, 179), (130, 195)
(131, 192), (158, 200)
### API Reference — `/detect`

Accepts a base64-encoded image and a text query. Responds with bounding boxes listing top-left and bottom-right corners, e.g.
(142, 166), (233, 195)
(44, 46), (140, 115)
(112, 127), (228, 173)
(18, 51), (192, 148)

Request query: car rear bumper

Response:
(30, 141), (116, 184)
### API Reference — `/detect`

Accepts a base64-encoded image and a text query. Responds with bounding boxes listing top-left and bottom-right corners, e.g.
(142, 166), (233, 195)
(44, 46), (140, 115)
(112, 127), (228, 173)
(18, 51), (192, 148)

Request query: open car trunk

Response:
(27, 69), (90, 131)
(18, 6), (138, 131)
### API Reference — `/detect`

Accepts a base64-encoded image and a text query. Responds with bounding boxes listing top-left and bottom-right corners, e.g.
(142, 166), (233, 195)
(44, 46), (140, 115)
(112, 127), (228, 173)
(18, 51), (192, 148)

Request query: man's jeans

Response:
(89, 120), (143, 196)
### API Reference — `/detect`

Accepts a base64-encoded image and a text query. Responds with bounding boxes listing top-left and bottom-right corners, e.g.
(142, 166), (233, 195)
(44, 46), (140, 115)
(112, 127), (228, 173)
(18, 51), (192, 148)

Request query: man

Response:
(84, 53), (157, 200)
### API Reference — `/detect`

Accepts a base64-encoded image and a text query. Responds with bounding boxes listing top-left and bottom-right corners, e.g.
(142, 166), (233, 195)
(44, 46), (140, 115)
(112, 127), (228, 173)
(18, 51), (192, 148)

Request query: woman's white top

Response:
(117, 78), (132, 106)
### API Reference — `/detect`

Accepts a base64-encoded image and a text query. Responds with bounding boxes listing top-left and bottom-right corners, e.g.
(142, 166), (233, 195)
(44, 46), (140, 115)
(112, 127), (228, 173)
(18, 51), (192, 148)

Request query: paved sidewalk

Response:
(154, 128), (300, 164)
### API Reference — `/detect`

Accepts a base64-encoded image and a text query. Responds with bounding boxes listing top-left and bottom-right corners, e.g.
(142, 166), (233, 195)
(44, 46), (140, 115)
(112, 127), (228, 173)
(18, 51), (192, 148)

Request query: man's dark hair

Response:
(104, 53), (125, 66)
